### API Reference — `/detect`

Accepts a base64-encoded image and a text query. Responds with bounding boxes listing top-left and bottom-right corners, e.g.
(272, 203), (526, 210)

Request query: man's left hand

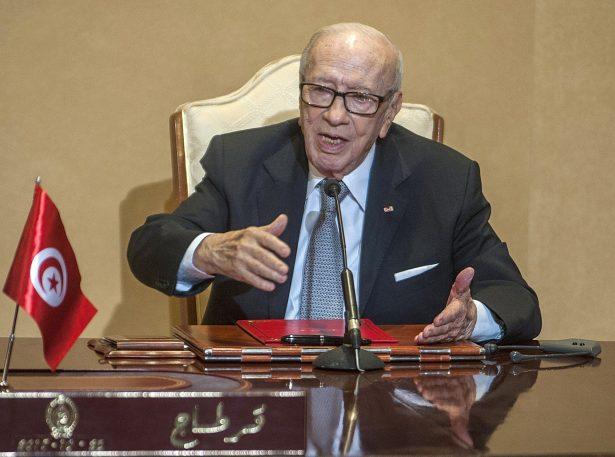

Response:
(415, 267), (477, 344)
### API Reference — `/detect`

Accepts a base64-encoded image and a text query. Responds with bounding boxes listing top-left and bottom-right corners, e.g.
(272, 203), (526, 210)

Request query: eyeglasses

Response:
(300, 83), (389, 115)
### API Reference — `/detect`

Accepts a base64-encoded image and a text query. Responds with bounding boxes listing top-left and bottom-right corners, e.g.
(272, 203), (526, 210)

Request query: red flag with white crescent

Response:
(3, 184), (97, 370)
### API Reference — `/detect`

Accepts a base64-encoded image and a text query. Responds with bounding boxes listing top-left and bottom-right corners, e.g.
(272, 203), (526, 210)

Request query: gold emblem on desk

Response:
(46, 394), (78, 439)
(16, 394), (105, 453)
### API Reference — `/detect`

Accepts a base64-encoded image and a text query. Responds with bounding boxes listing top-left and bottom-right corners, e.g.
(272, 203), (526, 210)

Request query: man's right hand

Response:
(193, 214), (290, 292)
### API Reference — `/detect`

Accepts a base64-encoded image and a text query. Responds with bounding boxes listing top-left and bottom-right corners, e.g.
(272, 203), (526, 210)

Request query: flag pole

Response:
(0, 304), (20, 388)
(1, 177), (40, 389)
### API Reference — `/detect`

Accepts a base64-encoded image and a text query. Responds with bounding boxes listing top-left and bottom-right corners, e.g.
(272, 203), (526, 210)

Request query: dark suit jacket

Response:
(127, 119), (541, 342)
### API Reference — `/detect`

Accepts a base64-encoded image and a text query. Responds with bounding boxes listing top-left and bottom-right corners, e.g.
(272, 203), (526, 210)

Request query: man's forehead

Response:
(313, 31), (389, 56)
(308, 69), (381, 93)
(308, 35), (392, 89)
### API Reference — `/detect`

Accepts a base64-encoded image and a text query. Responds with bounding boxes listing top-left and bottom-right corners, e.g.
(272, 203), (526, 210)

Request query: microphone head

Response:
(509, 351), (525, 363)
(323, 179), (341, 198)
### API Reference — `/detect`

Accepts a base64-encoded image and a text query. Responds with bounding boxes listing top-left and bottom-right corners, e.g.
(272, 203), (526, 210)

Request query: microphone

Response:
(539, 339), (601, 356)
(323, 180), (359, 351)
(313, 179), (384, 372)
(323, 179), (341, 197)
(483, 338), (601, 363)
(509, 351), (594, 363)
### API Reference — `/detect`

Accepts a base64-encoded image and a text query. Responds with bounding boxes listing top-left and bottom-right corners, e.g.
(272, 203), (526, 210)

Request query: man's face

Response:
(299, 33), (402, 179)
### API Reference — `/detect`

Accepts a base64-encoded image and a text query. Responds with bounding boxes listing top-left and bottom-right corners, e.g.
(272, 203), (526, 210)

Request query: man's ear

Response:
(379, 91), (403, 138)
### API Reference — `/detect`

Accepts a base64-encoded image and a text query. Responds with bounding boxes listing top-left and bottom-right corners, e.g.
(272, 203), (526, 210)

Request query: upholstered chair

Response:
(169, 54), (444, 324)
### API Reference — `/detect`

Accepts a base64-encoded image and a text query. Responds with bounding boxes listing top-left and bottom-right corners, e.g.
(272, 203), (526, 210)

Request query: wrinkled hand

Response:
(414, 376), (476, 448)
(415, 267), (477, 344)
(193, 214), (290, 292)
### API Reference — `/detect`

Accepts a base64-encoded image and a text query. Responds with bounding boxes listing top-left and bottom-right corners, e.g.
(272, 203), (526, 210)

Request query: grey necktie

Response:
(299, 180), (350, 319)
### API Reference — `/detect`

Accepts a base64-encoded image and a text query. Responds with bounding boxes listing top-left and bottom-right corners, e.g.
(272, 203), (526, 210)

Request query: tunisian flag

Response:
(3, 183), (97, 370)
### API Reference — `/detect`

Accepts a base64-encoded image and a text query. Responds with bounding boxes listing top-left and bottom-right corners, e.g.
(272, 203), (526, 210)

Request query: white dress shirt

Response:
(176, 144), (502, 341)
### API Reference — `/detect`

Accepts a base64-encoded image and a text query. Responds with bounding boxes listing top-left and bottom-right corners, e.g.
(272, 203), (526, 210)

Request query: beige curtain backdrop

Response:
(1, 0), (614, 340)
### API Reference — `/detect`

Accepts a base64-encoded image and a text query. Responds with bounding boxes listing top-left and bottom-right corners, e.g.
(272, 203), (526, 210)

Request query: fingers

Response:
(415, 268), (478, 344)
(434, 297), (465, 327)
(418, 322), (453, 340)
(447, 267), (474, 304)
(238, 268), (278, 292)
(415, 327), (455, 344)
(415, 304), (477, 344)
(251, 223), (290, 259)
(194, 214), (291, 291)
(241, 249), (288, 284)
(415, 300), (462, 343)
(262, 214), (288, 238)
(415, 300), (477, 344)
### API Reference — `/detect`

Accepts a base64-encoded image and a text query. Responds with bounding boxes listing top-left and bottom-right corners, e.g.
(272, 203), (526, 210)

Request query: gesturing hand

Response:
(193, 214), (291, 292)
(415, 267), (477, 344)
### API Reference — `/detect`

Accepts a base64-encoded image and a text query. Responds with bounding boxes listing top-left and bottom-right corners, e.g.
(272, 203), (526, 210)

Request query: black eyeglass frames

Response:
(300, 83), (390, 115)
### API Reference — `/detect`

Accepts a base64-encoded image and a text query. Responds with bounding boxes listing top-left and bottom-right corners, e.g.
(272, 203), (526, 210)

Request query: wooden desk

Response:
(1, 331), (613, 456)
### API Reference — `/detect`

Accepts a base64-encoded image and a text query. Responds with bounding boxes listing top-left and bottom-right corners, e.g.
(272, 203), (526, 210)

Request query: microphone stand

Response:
(313, 180), (384, 372)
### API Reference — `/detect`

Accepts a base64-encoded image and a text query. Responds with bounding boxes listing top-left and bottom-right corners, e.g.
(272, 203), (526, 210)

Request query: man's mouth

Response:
(319, 133), (347, 146)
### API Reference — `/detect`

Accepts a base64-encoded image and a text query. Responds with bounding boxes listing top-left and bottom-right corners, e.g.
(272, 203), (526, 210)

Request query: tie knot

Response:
(320, 180), (349, 212)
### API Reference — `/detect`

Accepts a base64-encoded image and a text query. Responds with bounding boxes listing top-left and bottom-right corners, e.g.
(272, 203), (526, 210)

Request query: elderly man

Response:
(128, 23), (540, 343)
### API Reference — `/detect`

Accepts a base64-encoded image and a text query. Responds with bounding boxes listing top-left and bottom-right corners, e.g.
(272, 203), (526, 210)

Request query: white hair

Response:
(299, 23), (403, 93)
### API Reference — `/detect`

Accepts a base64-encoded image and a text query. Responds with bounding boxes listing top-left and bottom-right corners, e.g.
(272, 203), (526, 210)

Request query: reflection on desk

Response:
(0, 337), (612, 456)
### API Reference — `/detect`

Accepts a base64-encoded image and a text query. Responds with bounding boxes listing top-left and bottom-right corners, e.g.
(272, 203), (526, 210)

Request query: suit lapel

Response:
(257, 123), (308, 318)
(359, 132), (422, 314)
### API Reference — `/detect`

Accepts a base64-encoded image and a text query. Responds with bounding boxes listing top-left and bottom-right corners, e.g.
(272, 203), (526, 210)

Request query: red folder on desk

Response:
(237, 319), (398, 345)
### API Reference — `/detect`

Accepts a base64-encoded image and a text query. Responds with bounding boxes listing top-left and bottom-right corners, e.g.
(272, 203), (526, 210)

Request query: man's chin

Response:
(310, 157), (348, 179)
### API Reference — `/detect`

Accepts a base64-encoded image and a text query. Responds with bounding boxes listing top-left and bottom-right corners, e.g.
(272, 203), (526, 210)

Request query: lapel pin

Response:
(383, 205), (394, 213)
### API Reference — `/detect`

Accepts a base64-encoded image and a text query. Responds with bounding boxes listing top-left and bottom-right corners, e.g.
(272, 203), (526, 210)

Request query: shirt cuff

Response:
(175, 233), (215, 293)
(471, 299), (504, 342)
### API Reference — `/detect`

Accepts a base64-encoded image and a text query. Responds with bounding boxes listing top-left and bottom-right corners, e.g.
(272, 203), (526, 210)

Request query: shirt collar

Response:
(306, 143), (375, 211)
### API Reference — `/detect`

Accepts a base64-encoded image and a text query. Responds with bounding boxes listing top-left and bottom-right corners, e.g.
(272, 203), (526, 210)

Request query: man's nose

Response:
(323, 94), (350, 125)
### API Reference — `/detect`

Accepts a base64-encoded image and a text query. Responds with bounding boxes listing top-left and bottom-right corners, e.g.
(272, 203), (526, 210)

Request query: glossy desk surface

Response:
(1, 328), (614, 456)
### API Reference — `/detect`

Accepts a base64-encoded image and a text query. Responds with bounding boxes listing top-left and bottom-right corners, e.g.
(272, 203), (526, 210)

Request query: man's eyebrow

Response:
(309, 78), (376, 94)
(309, 77), (336, 87)
(352, 87), (379, 94)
